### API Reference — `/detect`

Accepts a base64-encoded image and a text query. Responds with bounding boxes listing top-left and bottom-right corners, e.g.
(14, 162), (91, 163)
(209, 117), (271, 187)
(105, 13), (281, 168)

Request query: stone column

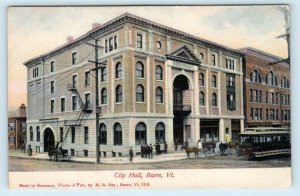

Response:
(240, 119), (245, 132)
(219, 118), (225, 142)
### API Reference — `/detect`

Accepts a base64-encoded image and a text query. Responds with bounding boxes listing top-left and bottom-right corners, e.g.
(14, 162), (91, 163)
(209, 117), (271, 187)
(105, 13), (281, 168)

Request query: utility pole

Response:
(86, 39), (105, 163)
(270, 6), (290, 66)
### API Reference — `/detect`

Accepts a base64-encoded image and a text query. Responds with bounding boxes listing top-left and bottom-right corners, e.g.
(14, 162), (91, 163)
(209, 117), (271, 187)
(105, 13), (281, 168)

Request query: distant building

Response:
(8, 104), (27, 149)
(241, 48), (290, 128)
(24, 13), (244, 157)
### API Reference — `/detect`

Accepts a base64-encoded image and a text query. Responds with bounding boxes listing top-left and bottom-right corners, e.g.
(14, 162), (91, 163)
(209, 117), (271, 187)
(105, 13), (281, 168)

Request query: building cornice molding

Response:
(24, 12), (244, 67)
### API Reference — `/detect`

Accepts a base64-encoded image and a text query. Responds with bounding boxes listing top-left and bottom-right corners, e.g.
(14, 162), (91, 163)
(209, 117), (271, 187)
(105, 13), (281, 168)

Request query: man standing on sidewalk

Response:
(129, 146), (134, 162)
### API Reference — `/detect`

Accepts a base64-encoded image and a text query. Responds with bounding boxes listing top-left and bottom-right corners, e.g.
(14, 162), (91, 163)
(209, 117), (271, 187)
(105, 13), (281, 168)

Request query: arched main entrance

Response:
(43, 128), (55, 152)
(173, 74), (192, 145)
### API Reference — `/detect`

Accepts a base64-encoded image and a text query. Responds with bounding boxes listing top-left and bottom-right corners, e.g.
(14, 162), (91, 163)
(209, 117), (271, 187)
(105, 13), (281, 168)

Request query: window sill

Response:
(115, 78), (123, 81)
(136, 102), (146, 104)
(155, 102), (164, 104)
(136, 77), (145, 79)
(115, 102), (123, 104)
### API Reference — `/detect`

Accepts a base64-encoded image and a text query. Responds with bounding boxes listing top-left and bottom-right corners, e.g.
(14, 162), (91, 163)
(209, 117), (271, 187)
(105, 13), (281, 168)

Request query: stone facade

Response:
(24, 13), (244, 157)
(240, 48), (290, 128)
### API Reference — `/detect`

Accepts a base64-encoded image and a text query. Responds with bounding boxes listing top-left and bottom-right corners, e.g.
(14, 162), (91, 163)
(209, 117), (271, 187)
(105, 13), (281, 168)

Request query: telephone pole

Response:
(86, 39), (105, 163)
(270, 6), (290, 66)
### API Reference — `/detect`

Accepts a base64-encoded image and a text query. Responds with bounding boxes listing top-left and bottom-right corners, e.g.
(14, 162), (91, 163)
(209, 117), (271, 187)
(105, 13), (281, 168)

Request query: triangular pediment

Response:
(166, 45), (201, 66)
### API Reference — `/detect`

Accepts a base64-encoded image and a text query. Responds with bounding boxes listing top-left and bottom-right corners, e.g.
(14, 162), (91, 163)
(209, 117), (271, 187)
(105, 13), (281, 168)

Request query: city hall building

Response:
(24, 13), (244, 157)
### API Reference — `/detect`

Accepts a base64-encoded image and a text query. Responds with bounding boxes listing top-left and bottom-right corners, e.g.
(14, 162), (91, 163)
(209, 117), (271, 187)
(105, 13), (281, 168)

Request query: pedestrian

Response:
(150, 144), (153, 158)
(197, 139), (203, 150)
(164, 142), (168, 154)
(28, 145), (32, 156)
(226, 130), (231, 144)
(184, 139), (189, 148)
(155, 143), (160, 155)
(141, 144), (144, 158)
(129, 146), (134, 162)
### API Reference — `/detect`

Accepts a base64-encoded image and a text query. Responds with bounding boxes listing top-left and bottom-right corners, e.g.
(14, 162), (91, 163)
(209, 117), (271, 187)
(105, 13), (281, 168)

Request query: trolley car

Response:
(238, 127), (291, 159)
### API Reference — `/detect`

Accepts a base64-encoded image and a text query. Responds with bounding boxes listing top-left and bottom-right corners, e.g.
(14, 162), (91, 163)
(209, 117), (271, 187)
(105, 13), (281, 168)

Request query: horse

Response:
(228, 141), (240, 156)
(183, 146), (202, 159)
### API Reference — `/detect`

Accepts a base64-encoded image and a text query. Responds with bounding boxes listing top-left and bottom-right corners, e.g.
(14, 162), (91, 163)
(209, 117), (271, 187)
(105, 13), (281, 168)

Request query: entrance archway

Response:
(173, 74), (191, 145)
(43, 128), (55, 152)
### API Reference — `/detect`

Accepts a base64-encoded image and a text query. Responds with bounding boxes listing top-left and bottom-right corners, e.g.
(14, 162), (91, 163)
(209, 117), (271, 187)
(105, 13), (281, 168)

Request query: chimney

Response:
(92, 23), (101, 30)
(19, 104), (26, 118)
(66, 36), (74, 43)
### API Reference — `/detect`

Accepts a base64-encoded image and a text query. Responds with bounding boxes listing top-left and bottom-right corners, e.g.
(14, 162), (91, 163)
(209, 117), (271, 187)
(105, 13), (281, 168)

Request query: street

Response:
(9, 155), (291, 172)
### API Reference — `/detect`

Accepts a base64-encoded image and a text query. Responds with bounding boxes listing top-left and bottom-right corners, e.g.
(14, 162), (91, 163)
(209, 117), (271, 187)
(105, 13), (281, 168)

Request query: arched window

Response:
(136, 62), (144, 78)
(156, 87), (163, 103)
(136, 84), (144, 102)
(200, 91), (205, 106)
(250, 70), (262, 83)
(36, 126), (40, 142)
(116, 85), (122, 102)
(199, 73), (205, 86)
(113, 123), (122, 145)
(212, 93), (217, 106)
(99, 123), (107, 145)
(266, 71), (277, 86)
(281, 77), (289, 88)
(155, 65), (163, 80)
(101, 67), (107, 82)
(135, 122), (147, 145)
(155, 122), (165, 143)
(212, 75), (217, 88)
(115, 62), (122, 78)
(101, 88), (107, 104)
(29, 126), (33, 141)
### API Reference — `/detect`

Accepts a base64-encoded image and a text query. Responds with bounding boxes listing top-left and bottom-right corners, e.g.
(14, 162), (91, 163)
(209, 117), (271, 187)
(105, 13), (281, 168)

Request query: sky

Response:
(7, 5), (289, 110)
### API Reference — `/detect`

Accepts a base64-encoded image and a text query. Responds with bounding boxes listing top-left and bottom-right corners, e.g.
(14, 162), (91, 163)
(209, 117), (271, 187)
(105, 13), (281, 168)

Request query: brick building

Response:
(24, 13), (244, 157)
(8, 104), (27, 149)
(241, 47), (290, 128)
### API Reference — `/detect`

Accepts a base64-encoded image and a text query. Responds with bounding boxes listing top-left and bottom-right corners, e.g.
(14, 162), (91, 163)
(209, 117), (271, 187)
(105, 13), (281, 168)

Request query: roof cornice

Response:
(24, 12), (244, 67)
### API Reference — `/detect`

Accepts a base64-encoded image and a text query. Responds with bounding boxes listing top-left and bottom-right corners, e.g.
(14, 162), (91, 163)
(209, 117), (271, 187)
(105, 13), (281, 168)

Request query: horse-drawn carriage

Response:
(48, 142), (71, 162)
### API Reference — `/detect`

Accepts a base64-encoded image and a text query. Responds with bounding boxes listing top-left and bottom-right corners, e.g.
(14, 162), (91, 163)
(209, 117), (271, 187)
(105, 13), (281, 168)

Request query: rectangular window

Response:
(105, 40), (108, 53)
(226, 58), (235, 70)
(250, 89), (253, 102)
(270, 109), (275, 120)
(250, 108), (253, 120)
(61, 98), (65, 112)
(137, 34), (143, 48)
(70, 149), (74, 156)
(226, 74), (236, 110)
(84, 127), (89, 144)
(50, 100), (54, 113)
(85, 71), (90, 86)
(33, 67), (39, 78)
(266, 109), (269, 120)
(71, 127), (75, 143)
(72, 96), (77, 111)
(72, 75), (77, 88)
(212, 54), (216, 65)
(50, 61), (55, 72)
(265, 91), (268, 103)
(114, 36), (117, 49)
(85, 93), (91, 109)
(259, 90), (262, 103)
(109, 37), (113, 51)
(51, 81), (54, 93)
(72, 52), (77, 65)
(259, 108), (262, 120)
(60, 127), (64, 142)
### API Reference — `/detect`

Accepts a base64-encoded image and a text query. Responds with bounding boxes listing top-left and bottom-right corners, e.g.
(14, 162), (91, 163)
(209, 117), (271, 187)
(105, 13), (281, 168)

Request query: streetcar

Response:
(238, 127), (291, 159)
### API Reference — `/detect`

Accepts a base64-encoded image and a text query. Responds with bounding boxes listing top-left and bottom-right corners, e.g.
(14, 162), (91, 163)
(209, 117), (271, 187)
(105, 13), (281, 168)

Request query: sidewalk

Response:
(9, 150), (189, 164)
